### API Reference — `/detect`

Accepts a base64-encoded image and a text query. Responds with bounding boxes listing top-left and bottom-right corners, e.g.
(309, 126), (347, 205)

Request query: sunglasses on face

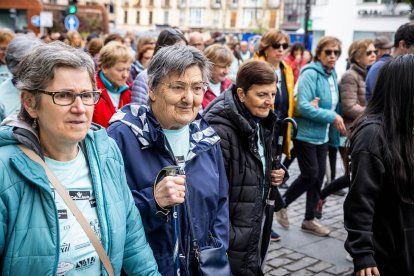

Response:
(271, 42), (289, 50)
(366, 50), (378, 56)
(324, 49), (340, 56)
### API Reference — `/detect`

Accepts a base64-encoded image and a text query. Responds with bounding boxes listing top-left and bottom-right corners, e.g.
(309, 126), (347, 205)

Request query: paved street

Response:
(265, 157), (353, 275)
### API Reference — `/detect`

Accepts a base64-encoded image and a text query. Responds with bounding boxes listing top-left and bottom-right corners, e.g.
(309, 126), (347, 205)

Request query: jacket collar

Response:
(98, 70), (129, 94)
(350, 62), (367, 78)
(110, 104), (220, 161)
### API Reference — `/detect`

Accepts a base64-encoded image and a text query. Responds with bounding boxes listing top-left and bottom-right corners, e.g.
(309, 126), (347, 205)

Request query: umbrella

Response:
(260, 116), (298, 271)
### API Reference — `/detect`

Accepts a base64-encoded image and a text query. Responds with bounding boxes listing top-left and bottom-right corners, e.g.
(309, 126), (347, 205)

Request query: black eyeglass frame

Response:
(366, 50), (378, 56)
(271, 42), (289, 50)
(37, 89), (102, 106)
(323, 49), (341, 57)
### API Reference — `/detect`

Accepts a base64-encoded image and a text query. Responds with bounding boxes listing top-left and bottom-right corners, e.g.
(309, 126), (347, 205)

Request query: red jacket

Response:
(93, 72), (131, 128)
(202, 78), (233, 109)
(284, 54), (308, 84)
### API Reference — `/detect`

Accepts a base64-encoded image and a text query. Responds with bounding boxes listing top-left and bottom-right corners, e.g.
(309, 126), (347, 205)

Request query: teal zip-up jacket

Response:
(294, 61), (340, 144)
(0, 117), (160, 275)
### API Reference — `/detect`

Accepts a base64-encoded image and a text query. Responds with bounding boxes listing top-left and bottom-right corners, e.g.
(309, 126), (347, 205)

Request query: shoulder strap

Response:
(17, 145), (114, 276)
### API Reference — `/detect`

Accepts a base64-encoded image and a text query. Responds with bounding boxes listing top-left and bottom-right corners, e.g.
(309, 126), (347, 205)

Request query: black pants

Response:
(321, 147), (350, 199)
(283, 140), (328, 220)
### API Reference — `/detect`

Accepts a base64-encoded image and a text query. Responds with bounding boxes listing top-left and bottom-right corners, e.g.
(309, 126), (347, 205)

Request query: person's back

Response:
(365, 54), (392, 102)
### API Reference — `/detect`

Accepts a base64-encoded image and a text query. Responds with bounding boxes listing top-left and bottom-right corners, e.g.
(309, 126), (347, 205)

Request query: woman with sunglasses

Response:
(277, 36), (346, 237)
(254, 29), (295, 241)
(0, 42), (159, 275)
(315, 39), (376, 218)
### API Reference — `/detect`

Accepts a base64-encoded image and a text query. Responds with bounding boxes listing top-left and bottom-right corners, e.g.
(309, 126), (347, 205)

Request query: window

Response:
(212, 10), (220, 26)
(230, 11), (237, 27)
(179, 11), (185, 24)
(149, 0), (154, 7)
(189, 8), (205, 26)
(164, 11), (169, 24)
(124, 10), (128, 24)
(232, 0), (237, 5)
(242, 8), (262, 28)
(136, 11), (140, 24)
(149, 11), (153, 24)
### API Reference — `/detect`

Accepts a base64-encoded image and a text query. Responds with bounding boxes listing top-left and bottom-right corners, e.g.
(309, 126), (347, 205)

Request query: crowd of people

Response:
(1, 21), (414, 275)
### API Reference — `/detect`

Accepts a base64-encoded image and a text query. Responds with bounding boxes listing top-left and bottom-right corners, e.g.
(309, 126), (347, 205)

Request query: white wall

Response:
(311, 0), (410, 77)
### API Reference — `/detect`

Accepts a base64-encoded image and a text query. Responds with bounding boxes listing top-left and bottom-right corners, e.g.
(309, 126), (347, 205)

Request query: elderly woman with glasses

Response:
(0, 42), (159, 275)
(94, 41), (134, 128)
(108, 44), (229, 276)
(276, 36), (346, 237)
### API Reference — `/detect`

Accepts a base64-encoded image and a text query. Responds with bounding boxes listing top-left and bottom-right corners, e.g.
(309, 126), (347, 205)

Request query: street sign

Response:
(31, 15), (40, 27)
(64, 15), (79, 31)
(40, 11), (53, 27)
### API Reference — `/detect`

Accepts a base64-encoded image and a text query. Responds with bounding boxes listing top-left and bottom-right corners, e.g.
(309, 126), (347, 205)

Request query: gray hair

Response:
(16, 41), (96, 126)
(147, 44), (211, 92)
(6, 34), (43, 76)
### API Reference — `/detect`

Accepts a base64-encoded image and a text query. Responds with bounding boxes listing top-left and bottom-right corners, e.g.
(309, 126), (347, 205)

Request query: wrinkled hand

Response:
(271, 169), (285, 187)
(310, 97), (320, 108)
(333, 114), (346, 135)
(356, 267), (380, 276)
(154, 175), (186, 208)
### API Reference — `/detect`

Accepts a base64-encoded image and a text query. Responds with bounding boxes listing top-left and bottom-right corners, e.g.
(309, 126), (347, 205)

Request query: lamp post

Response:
(304, 0), (311, 49)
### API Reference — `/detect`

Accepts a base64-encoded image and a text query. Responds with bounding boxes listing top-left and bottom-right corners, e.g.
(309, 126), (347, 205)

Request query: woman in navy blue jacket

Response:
(108, 44), (229, 276)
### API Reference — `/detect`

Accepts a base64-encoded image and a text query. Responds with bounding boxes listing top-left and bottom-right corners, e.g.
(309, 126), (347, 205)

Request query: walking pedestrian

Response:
(107, 44), (229, 276)
(345, 54), (414, 276)
(204, 60), (286, 275)
(0, 41), (159, 275)
(316, 39), (376, 218)
(277, 36), (346, 237)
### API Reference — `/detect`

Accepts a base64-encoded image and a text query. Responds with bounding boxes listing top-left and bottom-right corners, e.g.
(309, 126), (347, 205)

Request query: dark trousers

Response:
(321, 147), (350, 199)
(283, 140), (328, 220)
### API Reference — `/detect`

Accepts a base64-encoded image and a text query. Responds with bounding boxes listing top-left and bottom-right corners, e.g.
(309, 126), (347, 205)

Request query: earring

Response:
(32, 118), (38, 129)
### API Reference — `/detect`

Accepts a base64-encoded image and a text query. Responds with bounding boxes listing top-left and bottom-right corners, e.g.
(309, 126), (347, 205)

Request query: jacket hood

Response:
(0, 114), (106, 160)
(203, 85), (277, 135)
(301, 61), (337, 78)
(109, 103), (220, 160)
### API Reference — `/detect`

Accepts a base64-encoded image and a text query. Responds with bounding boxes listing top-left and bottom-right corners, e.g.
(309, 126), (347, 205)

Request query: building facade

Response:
(114, 0), (283, 33)
(310, 0), (411, 74)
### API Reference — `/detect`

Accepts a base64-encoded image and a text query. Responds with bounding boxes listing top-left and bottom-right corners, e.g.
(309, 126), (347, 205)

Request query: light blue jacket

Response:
(0, 78), (20, 119)
(294, 61), (339, 144)
(0, 119), (160, 275)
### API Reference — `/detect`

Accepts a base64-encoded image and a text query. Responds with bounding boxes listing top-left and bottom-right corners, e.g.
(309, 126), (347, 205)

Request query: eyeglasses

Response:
(271, 42), (289, 50)
(324, 49), (341, 57)
(366, 50), (378, 56)
(37, 90), (101, 106)
(160, 81), (209, 96)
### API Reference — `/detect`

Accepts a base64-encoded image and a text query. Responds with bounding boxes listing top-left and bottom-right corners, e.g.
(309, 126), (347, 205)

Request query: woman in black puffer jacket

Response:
(204, 60), (286, 276)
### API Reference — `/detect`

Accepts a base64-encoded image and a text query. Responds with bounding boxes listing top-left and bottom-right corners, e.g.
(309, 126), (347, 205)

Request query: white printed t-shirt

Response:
(45, 148), (102, 276)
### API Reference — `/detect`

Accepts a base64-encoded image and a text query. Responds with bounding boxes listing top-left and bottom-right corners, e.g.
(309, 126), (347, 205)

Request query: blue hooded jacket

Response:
(0, 116), (160, 275)
(107, 104), (229, 276)
(294, 61), (340, 145)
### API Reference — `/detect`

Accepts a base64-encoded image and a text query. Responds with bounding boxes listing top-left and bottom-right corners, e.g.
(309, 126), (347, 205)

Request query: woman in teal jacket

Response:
(276, 36), (346, 237)
(0, 42), (159, 275)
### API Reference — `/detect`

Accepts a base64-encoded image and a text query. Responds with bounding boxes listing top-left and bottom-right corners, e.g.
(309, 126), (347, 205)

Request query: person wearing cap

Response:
(366, 22), (414, 102)
(373, 36), (393, 60)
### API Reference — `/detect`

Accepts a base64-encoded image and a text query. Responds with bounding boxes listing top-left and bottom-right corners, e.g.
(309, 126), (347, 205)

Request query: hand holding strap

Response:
(18, 145), (115, 276)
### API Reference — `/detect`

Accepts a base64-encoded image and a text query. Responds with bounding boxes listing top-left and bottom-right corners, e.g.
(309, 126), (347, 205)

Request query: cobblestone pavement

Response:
(264, 158), (353, 275)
